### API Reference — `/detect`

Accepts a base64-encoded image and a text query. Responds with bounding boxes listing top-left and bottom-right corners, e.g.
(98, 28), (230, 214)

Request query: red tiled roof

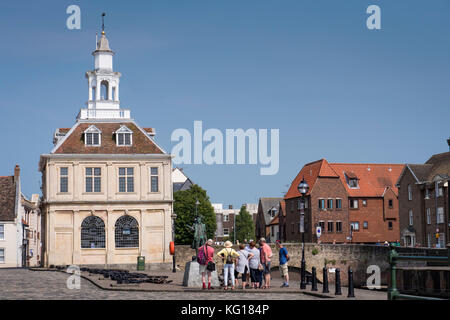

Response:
(58, 128), (71, 134)
(285, 159), (405, 199)
(329, 163), (405, 197)
(54, 122), (164, 154)
(285, 159), (338, 199)
(269, 214), (279, 225)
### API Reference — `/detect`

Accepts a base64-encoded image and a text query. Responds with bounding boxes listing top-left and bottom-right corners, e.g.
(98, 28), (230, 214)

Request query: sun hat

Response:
(224, 240), (233, 248)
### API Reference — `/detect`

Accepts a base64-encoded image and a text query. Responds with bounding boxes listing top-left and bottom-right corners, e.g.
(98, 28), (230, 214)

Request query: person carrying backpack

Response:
(197, 239), (215, 290)
(217, 241), (239, 290)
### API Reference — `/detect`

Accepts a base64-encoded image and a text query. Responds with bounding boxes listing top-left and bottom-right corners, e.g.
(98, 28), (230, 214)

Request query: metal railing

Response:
(388, 246), (450, 300)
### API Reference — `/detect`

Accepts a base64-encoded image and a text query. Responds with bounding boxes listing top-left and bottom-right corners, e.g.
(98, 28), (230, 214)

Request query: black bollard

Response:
(335, 268), (342, 295)
(347, 267), (355, 298)
(322, 267), (329, 293)
(311, 267), (318, 291)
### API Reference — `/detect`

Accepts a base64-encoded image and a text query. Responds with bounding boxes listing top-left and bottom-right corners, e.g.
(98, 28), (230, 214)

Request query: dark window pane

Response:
(151, 176), (158, 192)
(86, 177), (93, 192)
(115, 216), (139, 248)
(127, 168), (134, 176)
(94, 168), (101, 176)
(119, 177), (126, 192)
(81, 216), (105, 248)
(86, 167), (92, 176)
(119, 168), (125, 176)
(60, 177), (68, 193)
(127, 177), (134, 192)
(94, 177), (101, 192)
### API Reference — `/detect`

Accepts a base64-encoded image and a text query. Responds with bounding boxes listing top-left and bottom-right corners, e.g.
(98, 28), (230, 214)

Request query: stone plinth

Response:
(182, 261), (220, 287)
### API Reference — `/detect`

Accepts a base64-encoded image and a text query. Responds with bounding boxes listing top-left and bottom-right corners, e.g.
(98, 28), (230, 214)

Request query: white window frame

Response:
(223, 228), (229, 237)
(408, 184), (412, 201)
(60, 167), (69, 193)
(118, 167), (134, 193)
(223, 214), (229, 222)
(0, 248), (4, 263)
(409, 209), (413, 226)
(336, 198), (342, 210)
(350, 199), (359, 209)
(85, 167), (102, 193)
(84, 125), (102, 147)
(150, 167), (159, 193)
(115, 125), (133, 146)
(0, 224), (4, 240)
(437, 207), (444, 224)
(426, 208), (431, 225)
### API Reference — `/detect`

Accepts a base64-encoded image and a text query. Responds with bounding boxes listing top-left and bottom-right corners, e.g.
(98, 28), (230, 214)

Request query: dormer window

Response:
(345, 172), (359, 189)
(84, 125), (101, 146)
(115, 125), (133, 146)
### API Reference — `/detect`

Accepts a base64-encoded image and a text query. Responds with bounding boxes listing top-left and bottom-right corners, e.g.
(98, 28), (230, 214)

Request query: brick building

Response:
(396, 149), (450, 248)
(255, 198), (283, 242)
(284, 159), (404, 244)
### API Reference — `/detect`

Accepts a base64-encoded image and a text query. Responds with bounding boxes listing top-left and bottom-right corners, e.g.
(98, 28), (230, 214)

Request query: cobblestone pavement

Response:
(0, 269), (319, 300)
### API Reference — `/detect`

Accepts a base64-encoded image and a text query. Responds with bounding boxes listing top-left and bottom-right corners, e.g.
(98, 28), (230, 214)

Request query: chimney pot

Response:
(14, 165), (20, 183)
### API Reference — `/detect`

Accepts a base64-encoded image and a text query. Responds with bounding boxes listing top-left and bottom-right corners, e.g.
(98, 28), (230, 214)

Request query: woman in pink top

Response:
(198, 239), (215, 290)
(259, 238), (273, 289)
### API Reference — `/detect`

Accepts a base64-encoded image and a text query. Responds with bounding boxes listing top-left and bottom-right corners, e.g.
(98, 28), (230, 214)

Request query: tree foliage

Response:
(173, 184), (216, 245)
(235, 205), (255, 243)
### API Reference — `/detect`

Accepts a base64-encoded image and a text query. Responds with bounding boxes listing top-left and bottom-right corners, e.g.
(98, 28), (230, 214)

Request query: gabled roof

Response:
(52, 121), (165, 155)
(0, 176), (16, 221)
(258, 198), (283, 225)
(396, 151), (450, 185)
(425, 151), (450, 181)
(285, 159), (338, 199)
(330, 163), (404, 197)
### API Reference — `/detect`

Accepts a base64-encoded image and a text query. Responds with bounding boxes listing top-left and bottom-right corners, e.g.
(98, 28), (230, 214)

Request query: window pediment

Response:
(84, 125), (102, 146)
(115, 125), (133, 146)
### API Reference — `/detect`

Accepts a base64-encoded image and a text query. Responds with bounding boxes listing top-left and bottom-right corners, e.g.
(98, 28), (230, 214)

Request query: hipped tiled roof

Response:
(54, 122), (164, 154)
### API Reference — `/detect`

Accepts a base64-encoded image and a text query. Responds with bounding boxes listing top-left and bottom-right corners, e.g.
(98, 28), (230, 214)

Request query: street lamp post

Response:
(298, 177), (309, 290)
(171, 213), (177, 273)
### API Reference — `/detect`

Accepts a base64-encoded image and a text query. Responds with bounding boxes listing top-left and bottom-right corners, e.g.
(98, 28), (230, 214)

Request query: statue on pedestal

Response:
(190, 216), (207, 260)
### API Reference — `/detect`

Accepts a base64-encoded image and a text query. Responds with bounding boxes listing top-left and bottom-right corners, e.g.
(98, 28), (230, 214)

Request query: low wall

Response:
(174, 243), (448, 286)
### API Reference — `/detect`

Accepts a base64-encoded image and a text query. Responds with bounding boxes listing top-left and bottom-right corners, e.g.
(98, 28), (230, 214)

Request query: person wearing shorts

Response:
(259, 237), (272, 289)
(234, 243), (250, 289)
(276, 240), (290, 287)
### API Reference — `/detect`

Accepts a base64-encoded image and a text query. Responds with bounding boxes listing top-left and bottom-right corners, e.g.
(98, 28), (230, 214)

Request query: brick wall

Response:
(398, 169), (426, 246)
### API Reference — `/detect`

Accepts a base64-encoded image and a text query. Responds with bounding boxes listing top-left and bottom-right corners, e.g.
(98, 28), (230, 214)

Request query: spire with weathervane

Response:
(78, 13), (131, 120)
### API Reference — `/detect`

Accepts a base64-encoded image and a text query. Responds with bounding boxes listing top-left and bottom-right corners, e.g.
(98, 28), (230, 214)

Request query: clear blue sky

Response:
(0, 0), (449, 207)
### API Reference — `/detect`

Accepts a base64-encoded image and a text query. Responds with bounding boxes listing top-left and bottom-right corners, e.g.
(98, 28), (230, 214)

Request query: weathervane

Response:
(101, 13), (106, 34)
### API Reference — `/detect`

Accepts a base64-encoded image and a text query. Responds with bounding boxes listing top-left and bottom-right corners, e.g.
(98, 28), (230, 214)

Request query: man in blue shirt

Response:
(276, 240), (290, 287)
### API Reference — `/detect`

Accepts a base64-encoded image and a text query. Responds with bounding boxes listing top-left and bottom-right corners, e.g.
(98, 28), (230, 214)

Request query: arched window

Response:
(81, 216), (105, 249)
(115, 215), (139, 248)
(100, 80), (109, 100)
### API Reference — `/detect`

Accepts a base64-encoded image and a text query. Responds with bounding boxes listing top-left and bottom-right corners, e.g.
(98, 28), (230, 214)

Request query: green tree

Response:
(173, 184), (217, 245)
(235, 205), (255, 243)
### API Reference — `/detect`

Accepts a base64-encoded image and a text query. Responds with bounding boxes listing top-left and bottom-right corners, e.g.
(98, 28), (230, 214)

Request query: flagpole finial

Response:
(101, 13), (106, 35)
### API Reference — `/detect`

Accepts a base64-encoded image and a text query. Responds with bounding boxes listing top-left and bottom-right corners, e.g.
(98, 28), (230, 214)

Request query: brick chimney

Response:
(14, 165), (20, 183)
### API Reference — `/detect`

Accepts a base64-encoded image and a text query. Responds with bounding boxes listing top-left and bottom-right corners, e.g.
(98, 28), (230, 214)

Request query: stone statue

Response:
(190, 216), (207, 259)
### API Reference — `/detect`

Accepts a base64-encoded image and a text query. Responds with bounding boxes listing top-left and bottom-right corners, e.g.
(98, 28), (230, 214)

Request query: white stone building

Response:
(39, 29), (173, 269)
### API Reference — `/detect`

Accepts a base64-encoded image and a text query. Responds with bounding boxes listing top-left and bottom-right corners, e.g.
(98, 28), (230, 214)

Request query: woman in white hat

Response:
(217, 240), (239, 290)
